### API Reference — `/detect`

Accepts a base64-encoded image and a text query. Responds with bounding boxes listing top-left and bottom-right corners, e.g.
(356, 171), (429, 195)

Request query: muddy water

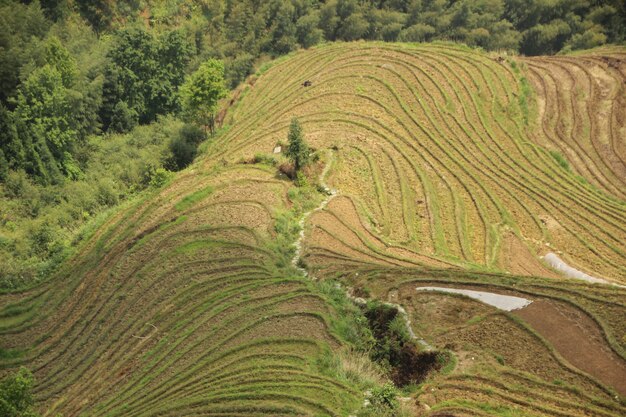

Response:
(543, 252), (625, 287)
(415, 287), (532, 311)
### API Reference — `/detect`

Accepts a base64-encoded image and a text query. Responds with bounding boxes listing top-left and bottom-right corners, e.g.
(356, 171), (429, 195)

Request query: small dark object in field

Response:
(302, 80), (312, 87)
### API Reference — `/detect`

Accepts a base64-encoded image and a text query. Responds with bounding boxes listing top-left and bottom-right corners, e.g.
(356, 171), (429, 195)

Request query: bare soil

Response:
(515, 299), (626, 395)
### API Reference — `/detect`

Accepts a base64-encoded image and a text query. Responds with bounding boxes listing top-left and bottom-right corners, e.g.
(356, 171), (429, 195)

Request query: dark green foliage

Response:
(266, 0), (298, 55)
(166, 124), (206, 171)
(0, 2), (50, 106)
(75, 0), (112, 32)
(109, 101), (138, 133)
(0, 105), (23, 171)
(0, 367), (39, 417)
(363, 302), (445, 386)
(74, 0), (142, 33)
(0, 149), (8, 181)
(296, 13), (324, 48)
(364, 302), (410, 366)
(101, 28), (192, 130)
(285, 118), (311, 173)
(225, 54), (255, 88)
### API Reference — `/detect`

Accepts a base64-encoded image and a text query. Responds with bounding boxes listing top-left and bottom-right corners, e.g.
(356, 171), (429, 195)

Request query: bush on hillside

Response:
(0, 367), (39, 417)
(166, 124), (206, 171)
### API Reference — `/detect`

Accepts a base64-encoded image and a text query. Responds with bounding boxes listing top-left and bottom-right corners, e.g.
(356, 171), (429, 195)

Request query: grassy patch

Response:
(175, 186), (214, 211)
(549, 150), (571, 171)
(518, 76), (531, 125)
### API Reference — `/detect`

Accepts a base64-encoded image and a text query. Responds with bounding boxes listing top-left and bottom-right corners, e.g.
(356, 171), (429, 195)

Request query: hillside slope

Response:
(220, 42), (625, 282)
(1, 42), (625, 416)
(0, 167), (363, 416)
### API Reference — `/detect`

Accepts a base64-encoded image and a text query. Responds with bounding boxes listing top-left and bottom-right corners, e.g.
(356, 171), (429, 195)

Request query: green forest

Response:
(0, 0), (624, 290)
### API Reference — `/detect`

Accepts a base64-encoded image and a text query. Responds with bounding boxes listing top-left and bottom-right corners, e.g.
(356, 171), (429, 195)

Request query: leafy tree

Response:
(319, 1), (340, 39)
(521, 19), (572, 55)
(166, 124), (206, 171)
(399, 23), (436, 42)
(225, 53), (255, 88)
(109, 101), (138, 133)
(338, 13), (370, 41)
(285, 118), (310, 173)
(0, 2), (50, 106)
(266, 0), (298, 55)
(0, 367), (39, 417)
(74, 0), (142, 33)
(15, 65), (80, 181)
(100, 28), (192, 131)
(44, 36), (76, 87)
(296, 12), (324, 48)
(180, 59), (227, 133)
(565, 27), (608, 51)
(0, 104), (23, 171)
(0, 148), (8, 181)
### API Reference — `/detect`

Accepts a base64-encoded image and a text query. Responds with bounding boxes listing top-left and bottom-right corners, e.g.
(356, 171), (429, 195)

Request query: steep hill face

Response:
(1, 43), (625, 417)
(220, 42), (626, 283)
(0, 166), (362, 416)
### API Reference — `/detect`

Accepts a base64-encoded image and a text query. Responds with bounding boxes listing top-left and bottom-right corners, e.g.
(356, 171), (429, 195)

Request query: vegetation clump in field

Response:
(0, 367), (39, 417)
(285, 118), (311, 185)
(364, 301), (447, 386)
(180, 59), (227, 134)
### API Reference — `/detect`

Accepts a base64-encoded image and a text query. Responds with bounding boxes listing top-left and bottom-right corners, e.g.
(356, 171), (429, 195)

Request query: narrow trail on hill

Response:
(292, 151), (433, 351)
(292, 150), (338, 276)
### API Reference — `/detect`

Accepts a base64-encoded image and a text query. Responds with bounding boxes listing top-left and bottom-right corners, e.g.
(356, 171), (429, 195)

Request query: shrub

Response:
(370, 382), (399, 409)
(253, 154), (277, 166)
(142, 164), (171, 188)
(166, 124), (206, 171)
(285, 119), (310, 171)
(363, 302), (445, 386)
(358, 383), (400, 417)
(0, 367), (39, 417)
(225, 54), (255, 89)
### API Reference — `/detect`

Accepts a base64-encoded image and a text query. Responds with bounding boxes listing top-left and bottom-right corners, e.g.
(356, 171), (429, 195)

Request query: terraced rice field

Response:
(523, 48), (626, 200)
(1, 42), (625, 416)
(0, 166), (362, 416)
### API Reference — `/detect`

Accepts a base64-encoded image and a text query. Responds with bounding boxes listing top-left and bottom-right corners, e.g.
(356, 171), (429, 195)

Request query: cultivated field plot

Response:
(345, 267), (626, 415)
(216, 42), (626, 283)
(1, 42), (625, 416)
(0, 165), (361, 416)
(523, 48), (626, 200)
(211, 42), (626, 413)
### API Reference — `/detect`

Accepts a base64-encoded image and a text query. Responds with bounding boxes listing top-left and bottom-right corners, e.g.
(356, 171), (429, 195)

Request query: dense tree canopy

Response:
(100, 28), (193, 132)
